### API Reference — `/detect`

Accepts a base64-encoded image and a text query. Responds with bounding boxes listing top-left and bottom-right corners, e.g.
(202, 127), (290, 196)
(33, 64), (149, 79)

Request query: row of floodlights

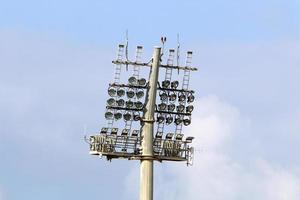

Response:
(157, 103), (194, 113)
(99, 127), (194, 143)
(108, 87), (145, 99)
(128, 77), (147, 86)
(105, 111), (142, 121)
(157, 114), (191, 126)
(159, 91), (195, 103)
(161, 80), (179, 89)
(155, 132), (194, 143)
(100, 127), (140, 136)
(107, 99), (144, 109)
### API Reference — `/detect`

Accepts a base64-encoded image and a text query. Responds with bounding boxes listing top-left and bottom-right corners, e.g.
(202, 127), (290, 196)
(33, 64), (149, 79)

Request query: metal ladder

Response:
(175, 51), (193, 135)
(107, 44), (125, 130)
(156, 49), (175, 134)
(124, 46), (143, 131)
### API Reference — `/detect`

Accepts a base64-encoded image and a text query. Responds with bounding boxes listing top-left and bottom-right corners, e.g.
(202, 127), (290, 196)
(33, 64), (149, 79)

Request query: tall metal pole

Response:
(140, 47), (161, 200)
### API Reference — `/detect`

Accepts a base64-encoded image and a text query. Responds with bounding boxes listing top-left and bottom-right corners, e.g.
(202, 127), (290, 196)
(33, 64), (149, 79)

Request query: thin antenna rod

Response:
(125, 30), (129, 61)
(176, 34), (180, 74)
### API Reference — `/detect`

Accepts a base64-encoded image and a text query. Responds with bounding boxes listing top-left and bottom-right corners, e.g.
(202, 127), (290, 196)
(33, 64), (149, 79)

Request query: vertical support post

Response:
(140, 47), (161, 200)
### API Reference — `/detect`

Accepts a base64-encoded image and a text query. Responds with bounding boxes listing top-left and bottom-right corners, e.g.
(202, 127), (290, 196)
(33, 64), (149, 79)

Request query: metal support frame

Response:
(87, 43), (197, 200)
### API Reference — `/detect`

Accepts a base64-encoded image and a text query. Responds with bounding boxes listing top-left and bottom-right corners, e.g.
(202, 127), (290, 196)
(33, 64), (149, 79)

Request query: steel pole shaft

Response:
(140, 47), (161, 200)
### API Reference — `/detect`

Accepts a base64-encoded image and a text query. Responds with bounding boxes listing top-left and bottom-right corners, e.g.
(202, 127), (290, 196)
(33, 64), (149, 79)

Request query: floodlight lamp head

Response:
(134, 101), (144, 109)
(162, 80), (170, 88)
(178, 92), (186, 102)
(168, 92), (177, 101)
(117, 88), (125, 97)
(108, 87), (117, 97)
(158, 103), (167, 111)
(157, 114), (165, 123)
(168, 103), (176, 112)
(132, 130), (139, 137)
(116, 99), (125, 107)
(166, 133), (174, 140)
(123, 112), (132, 121)
(136, 90), (145, 99)
(187, 93), (195, 103)
(126, 100), (134, 108)
(171, 81), (179, 89)
(111, 128), (118, 135)
(126, 89), (135, 98)
(114, 112), (122, 120)
(155, 132), (163, 138)
(186, 136), (194, 143)
(105, 111), (114, 120)
(166, 115), (173, 124)
(128, 76), (137, 85)
(186, 105), (194, 113)
(100, 127), (108, 134)
(183, 117), (191, 126)
(177, 104), (185, 113)
(159, 91), (168, 101)
(138, 78), (147, 86)
(107, 98), (115, 106)
(122, 129), (130, 136)
(175, 133), (184, 141)
(175, 115), (183, 125)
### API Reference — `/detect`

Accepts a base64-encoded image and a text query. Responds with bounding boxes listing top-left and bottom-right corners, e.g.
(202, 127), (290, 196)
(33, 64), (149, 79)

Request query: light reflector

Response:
(128, 76), (137, 85)
(155, 132), (163, 138)
(107, 98), (115, 106)
(187, 93), (195, 103)
(168, 92), (177, 101)
(171, 81), (179, 89)
(114, 112), (122, 120)
(132, 130), (139, 137)
(117, 89), (125, 97)
(177, 104), (185, 112)
(158, 103), (167, 111)
(123, 112), (132, 121)
(157, 114), (165, 123)
(186, 105), (194, 113)
(175, 115), (182, 125)
(116, 99), (125, 107)
(138, 78), (147, 86)
(186, 136), (194, 143)
(122, 129), (130, 136)
(159, 91), (168, 101)
(168, 103), (175, 112)
(166, 115), (173, 124)
(136, 90), (144, 99)
(175, 134), (184, 140)
(105, 111), (114, 119)
(126, 90), (135, 98)
(108, 87), (116, 97)
(111, 128), (118, 135)
(178, 92), (186, 102)
(183, 117), (191, 126)
(135, 101), (144, 109)
(100, 127), (108, 134)
(126, 100), (134, 108)
(162, 80), (170, 88)
(166, 133), (174, 140)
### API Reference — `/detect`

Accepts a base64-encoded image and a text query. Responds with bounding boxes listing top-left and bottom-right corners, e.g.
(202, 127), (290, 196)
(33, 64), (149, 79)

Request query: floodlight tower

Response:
(86, 39), (197, 200)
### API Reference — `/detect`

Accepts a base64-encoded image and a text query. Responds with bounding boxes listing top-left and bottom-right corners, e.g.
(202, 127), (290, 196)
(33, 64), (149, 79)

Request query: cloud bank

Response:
(125, 95), (300, 200)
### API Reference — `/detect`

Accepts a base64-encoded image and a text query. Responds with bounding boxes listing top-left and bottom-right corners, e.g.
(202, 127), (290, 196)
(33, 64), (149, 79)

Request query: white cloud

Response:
(125, 95), (300, 200)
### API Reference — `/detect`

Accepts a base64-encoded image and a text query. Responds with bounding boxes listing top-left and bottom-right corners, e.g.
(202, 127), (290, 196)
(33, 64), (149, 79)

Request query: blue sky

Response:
(0, 0), (300, 199)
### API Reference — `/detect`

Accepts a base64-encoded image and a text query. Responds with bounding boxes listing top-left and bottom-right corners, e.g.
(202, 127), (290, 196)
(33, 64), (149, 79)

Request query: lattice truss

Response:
(87, 44), (197, 165)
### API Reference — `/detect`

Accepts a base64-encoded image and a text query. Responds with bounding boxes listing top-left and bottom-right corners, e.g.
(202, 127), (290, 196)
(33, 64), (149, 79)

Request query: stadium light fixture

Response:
(123, 112), (132, 121)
